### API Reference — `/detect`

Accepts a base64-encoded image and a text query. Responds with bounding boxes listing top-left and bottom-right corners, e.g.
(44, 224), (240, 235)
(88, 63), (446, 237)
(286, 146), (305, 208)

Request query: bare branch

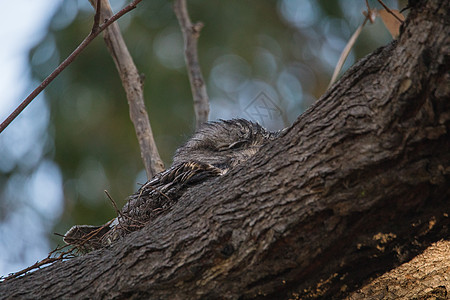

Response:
(0, 0), (143, 134)
(174, 0), (210, 130)
(92, 0), (102, 31)
(1, 244), (75, 281)
(328, 12), (372, 88)
(89, 0), (164, 178)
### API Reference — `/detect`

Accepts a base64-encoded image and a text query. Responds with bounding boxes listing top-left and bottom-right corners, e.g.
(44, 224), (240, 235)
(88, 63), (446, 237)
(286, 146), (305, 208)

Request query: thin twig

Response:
(2, 258), (61, 281)
(104, 189), (129, 224)
(104, 190), (146, 227)
(1, 244), (75, 281)
(0, 0), (143, 134)
(63, 219), (115, 250)
(89, 0), (164, 179)
(79, 219), (114, 243)
(104, 190), (121, 216)
(174, 0), (210, 130)
(377, 0), (404, 23)
(328, 5), (375, 89)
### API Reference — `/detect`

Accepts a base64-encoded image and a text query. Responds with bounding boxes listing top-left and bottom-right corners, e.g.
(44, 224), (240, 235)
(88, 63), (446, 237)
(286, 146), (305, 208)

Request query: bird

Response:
(64, 119), (279, 252)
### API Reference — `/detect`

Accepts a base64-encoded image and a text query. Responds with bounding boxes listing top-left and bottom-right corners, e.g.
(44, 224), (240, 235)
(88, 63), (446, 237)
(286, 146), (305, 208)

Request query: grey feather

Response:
(64, 119), (278, 251)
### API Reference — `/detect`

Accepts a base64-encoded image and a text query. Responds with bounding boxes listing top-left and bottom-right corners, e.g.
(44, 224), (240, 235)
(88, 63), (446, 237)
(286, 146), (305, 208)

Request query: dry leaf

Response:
(378, 9), (405, 38)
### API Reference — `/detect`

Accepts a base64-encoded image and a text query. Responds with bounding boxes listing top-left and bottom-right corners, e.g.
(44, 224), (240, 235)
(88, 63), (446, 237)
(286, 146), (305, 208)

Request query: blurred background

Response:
(0, 0), (405, 276)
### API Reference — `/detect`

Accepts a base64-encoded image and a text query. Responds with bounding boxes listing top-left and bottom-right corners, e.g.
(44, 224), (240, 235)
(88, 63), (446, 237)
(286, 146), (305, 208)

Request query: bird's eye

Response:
(227, 140), (246, 149)
(216, 140), (246, 151)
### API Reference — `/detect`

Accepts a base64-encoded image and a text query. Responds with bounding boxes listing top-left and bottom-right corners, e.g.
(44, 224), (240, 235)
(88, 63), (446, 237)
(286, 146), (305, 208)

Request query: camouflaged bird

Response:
(64, 119), (278, 251)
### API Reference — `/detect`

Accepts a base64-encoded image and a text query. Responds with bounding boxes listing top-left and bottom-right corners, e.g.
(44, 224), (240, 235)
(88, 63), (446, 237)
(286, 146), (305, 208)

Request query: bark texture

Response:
(1, 0), (449, 299)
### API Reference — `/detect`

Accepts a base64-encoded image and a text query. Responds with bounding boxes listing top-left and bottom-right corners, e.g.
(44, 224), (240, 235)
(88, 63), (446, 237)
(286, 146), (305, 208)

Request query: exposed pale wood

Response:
(348, 240), (450, 299)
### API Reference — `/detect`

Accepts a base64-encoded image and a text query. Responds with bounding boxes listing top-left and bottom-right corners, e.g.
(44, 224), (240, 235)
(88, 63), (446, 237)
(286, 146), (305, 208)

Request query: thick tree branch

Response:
(0, 0), (448, 299)
(0, 0), (142, 134)
(174, 0), (210, 130)
(89, 0), (164, 178)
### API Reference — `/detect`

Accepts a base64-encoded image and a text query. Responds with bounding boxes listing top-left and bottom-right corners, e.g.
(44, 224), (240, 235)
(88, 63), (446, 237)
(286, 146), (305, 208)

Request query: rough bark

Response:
(1, 0), (448, 299)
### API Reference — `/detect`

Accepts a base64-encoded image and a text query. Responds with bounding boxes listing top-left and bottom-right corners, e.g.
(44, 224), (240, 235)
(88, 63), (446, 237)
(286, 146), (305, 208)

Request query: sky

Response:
(0, 1), (62, 120)
(0, 0), (63, 277)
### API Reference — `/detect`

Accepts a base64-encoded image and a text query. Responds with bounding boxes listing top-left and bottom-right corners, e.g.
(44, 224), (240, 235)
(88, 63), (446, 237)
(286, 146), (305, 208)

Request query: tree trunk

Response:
(1, 0), (448, 299)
